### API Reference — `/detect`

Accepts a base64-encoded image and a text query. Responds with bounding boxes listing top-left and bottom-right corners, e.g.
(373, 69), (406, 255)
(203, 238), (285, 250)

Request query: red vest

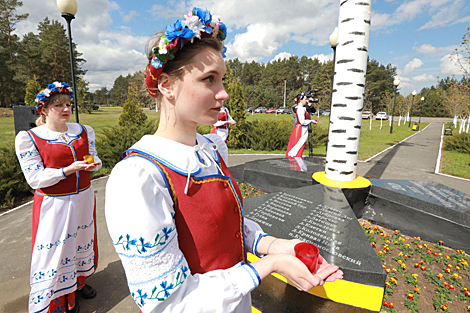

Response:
(126, 151), (246, 275)
(28, 125), (91, 196)
(216, 110), (228, 129)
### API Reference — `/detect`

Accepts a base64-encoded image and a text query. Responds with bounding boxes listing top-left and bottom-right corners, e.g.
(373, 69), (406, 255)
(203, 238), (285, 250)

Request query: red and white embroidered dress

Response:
(15, 123), (101, 313)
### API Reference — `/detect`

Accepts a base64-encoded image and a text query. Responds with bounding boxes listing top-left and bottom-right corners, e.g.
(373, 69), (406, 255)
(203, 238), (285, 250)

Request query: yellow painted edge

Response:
(247, 253), (383, 312)
(251, 307), (262, 313)
(312, 171), (371, 189)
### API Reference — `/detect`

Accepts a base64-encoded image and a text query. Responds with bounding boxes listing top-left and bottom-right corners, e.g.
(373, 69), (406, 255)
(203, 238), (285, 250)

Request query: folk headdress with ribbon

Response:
(35, 81), (74, 115)
(145, 7), (227, 98)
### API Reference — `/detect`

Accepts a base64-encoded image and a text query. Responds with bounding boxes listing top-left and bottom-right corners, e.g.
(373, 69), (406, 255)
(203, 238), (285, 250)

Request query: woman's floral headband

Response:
(146, 7), (227, 97)
(35, 81), (74, 114)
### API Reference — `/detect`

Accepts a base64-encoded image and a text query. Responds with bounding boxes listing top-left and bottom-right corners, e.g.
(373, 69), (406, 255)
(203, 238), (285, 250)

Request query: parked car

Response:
(321, 110), (330, 117)
(376, 111), (388, 120)
(362, 111), (373, 119)
(276, 106), (290, 114)
(254, 107), (268, 113)
(150, 105), (156, 110)
(92, 104), (99, 110)
(245, 107), (254, 113)
(266, 108), (277, 113)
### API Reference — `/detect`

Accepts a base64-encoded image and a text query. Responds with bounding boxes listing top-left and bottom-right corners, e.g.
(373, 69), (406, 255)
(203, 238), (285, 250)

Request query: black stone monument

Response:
(244, 185), (386, 312)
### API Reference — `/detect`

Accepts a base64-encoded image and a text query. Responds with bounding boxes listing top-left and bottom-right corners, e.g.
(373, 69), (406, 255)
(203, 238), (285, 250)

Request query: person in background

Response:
(15, 82), (101, 313)
(286, 93), (318, 158)
(105, 8), (342, 313)
(212, 105), (236, 142)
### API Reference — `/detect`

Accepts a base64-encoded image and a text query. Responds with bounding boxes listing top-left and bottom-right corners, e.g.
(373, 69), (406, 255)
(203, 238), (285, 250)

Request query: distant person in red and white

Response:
(286, 93), (318, 158)
(212, 105), (236, 142)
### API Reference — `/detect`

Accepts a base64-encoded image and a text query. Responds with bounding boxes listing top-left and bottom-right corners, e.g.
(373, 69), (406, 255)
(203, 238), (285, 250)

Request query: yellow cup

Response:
(83, 155), (95, 164)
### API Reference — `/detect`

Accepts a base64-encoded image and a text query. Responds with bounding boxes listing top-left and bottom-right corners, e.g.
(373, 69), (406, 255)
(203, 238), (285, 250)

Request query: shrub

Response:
(443, 132), (470, 154)
(96, 121), (157, 170)
(248, 119), (292, 151)
(0, 145), (33, 209)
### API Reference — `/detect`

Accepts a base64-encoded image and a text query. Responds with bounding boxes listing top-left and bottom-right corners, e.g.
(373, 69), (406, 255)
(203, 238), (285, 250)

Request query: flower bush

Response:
(361, 220), (470, 312)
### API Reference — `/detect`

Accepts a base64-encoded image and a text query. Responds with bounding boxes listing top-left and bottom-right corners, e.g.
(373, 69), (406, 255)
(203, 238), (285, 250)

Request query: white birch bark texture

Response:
(325, 0), (372, 182)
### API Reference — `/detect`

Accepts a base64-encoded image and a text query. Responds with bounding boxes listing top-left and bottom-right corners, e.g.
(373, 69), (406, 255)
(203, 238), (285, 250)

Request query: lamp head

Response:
(57, 0), (77, 16)
(393, 79), (400, 87)
(329, 27), (338, 47)
(421, 97), (424, 101)
(412, 90), (417, 96)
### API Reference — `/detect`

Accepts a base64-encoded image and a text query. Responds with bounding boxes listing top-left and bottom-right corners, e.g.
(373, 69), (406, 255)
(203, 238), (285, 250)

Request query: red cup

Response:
(294, 242), (319, 273)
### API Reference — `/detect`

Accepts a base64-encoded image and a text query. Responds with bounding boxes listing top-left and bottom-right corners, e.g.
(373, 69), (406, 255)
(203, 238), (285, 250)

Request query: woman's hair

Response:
(145, 32), (225, 105)
(35, 93), (71, 126)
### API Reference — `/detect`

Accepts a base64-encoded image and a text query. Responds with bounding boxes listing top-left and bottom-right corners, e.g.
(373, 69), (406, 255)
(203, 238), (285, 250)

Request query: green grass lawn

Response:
(441, 150), (470, 179)
(0, 108), (434, 165)
(0, 107), (159, 148)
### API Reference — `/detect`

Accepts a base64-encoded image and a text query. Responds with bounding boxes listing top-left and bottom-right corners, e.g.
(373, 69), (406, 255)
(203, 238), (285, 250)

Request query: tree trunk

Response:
(325, 0), (372, 181)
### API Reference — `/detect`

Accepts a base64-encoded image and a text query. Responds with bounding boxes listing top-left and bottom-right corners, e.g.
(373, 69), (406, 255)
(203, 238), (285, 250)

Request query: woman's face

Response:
(171, 48), (229, 127)
(43, 101), (72, 124)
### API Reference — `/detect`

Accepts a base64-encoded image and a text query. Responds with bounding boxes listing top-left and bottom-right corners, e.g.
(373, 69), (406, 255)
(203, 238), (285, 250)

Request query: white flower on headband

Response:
(183, 10), (206, 42)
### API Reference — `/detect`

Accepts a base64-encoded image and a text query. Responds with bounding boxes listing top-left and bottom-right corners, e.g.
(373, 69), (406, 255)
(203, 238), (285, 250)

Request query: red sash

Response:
(28, 125), (91, 196)
(126, 151), (246, 274)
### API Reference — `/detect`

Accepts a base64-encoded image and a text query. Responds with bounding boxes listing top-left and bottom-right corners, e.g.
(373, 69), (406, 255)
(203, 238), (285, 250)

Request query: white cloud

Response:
(413, 44), (448, 54)
(412, 74), (434, 82)
(273, 52), (293, 62)
(371, 0), (465, 31)
(14, 0), (145, 91)
(440, 53), (470, 75)
(123, 11), (139, 23)
(311, 54), (332, 63)
(403, 58), (424, 75)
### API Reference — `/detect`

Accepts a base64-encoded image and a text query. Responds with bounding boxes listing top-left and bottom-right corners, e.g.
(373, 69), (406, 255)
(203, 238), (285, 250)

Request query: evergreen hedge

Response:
(443, 132), (470, 154)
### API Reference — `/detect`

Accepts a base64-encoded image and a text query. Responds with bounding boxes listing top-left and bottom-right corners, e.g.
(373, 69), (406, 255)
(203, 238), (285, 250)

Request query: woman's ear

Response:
(158, 73), (173, 100)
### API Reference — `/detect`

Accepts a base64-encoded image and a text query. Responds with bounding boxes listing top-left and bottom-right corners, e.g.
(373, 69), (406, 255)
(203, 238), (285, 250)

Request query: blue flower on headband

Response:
(193, 8), (213, 33)
(165, 20), (194, 42)
(218, 22), (227, 40)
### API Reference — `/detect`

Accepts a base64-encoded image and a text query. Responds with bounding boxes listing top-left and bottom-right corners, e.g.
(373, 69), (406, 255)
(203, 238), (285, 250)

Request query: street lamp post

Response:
(419, 96), (424, 124)
(408, 90), (416, 127)
(390, 78), (400, 134)
(57, 0), (79, 123)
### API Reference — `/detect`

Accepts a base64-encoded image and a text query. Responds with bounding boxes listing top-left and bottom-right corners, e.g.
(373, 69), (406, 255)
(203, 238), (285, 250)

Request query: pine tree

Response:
(0, 0), (28, 107)
(24, 75), (41, 106)
(224, 66), (249, 149)
(118, 82), (147, 127)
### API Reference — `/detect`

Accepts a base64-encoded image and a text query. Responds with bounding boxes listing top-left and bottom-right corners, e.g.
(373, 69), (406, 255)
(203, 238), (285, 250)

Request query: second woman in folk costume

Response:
(15, 82), (101, 313)
(105, 8), (342, 313)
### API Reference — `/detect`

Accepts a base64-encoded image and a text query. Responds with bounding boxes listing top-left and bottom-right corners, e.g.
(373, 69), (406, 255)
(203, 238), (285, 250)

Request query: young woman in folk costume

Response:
(211, 105), (236, 142)
(105, 8), (342, 313)
(15, 82), (101, 313)
(286, 93), (318, 158)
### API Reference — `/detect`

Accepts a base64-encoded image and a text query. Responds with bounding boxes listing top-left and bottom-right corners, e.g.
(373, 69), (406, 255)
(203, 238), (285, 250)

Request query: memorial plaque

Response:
(244, 184), (385, 312)
(244, 157), (325, 193)
(365, 179), (470, 252)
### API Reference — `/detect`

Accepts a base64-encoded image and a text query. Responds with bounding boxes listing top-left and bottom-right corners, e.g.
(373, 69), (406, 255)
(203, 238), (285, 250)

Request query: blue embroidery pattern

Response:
(35, 220), (94, 251)
(132, 265), (188, 307)
(113, 227), (174, 254)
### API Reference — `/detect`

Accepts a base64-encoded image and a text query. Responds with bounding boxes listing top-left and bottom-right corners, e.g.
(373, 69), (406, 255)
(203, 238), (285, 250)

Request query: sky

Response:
(13, 0), (470, 96)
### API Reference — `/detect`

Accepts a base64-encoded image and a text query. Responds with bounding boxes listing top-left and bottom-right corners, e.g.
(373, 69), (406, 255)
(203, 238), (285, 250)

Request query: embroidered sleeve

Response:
(84, 125), (102, 171)
(244, 218), (269, 257)
(105, 157), (259, 313)
(15, 131), (65, 189)
(225, 107), (234, 122)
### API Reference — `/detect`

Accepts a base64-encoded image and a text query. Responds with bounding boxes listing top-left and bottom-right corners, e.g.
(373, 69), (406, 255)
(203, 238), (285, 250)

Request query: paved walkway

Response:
(1, 120), (468, 312)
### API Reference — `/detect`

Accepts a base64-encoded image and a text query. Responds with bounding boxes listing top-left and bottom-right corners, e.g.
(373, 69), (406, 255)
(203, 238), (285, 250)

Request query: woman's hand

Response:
(63, 160), (100, 176)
